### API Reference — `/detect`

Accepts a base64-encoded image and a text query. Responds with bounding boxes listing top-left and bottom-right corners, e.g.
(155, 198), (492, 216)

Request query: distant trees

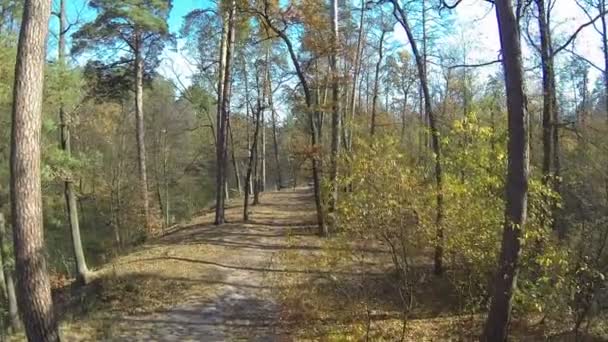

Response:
(72, 0), (173, 233)
(10, 0), (59, 340)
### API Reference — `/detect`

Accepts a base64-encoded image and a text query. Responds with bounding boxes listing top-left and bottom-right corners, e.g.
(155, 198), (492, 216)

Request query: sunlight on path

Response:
(105, 188), (315, 341)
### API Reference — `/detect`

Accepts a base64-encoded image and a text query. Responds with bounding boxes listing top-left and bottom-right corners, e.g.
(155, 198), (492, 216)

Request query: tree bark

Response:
(10, 1), (59, 340)
(58, 0), (90, 284)
(483, 1), (530, 340)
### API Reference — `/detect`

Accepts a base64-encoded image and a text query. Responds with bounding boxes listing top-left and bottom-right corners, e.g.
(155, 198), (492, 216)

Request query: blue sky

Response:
(61, 0), (606, 91)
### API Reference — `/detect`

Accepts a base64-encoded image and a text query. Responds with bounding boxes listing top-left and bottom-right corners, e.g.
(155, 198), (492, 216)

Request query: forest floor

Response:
(9, 187), (605, 341)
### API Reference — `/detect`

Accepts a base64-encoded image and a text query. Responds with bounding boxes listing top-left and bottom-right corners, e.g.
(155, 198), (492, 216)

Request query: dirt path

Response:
(100, 188), (316, 341)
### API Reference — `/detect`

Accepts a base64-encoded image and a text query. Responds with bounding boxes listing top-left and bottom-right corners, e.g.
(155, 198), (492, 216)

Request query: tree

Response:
(389, 0), (445, 275)
(56, 0), (91, 284)
(483, 0), (530, 340)
(253, 0), (327, 235)
(72, 0), (173, 233)
(215, 0), (237, 225)
(10, 0), (59, 340)
(370, 28), (388, 136)
(328, 0), (341, 226)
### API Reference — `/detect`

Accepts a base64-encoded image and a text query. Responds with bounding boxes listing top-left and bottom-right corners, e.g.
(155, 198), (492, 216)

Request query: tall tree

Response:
(370, 28), (387, 136)
(10, 0), (59, 340)
(215, 0), (237, 225)
(328, 0), (342, 225)
(72, 0), (173, 232)
(483, 0), (530, 340)
(390, 0), (445, 275)
(56, 0), (91, 284)
(254, 0), (327, 235)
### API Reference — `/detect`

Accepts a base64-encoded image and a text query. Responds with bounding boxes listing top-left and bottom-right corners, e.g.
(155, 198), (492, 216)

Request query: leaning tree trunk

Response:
(228, 120), (242, 195)
(10, 1), (59, 340)
(391, 0), (445, 275)
(483, 1), (530, 340)
(244, 103), (262, 221)
(0, 213), (19, 332)
(59, 0), (90, 284)
(134, 37), (151, 233)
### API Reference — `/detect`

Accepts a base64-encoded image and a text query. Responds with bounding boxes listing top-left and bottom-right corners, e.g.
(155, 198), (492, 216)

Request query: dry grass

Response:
(48, 199), (249, 340)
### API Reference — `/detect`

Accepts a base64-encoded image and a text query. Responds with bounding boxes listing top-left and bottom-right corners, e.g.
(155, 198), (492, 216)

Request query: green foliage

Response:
(335, 113), (572, 321)
(72, 0), (174, 73)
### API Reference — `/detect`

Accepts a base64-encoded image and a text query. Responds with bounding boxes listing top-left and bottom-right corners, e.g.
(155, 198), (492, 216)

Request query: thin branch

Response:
(565, 47), (605, 73)
(448, 59), (502, 69)
(553, 11), (608, 55)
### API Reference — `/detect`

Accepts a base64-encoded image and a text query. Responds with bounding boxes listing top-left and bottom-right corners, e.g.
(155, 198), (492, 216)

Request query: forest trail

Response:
(73, 189), (317, 341)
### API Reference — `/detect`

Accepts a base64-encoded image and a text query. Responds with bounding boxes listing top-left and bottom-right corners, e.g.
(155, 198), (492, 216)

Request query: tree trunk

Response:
(267, 76), (283, 189)
(261, 56), (268, 193)
(134, 35), (150, 233)
(215, 0), (236, 225)
(0, 214), (19, 332)
(58, 0), (90, 284)
(228, 120), (242, 195)
(370, 30), (386, 136)
(391, 0), (445, 275)
(328, 0), (342, 225)
(400, 82), (411, 146)
(482, 1), (530, 340)
(244, 103), (262, 221)
(10, 1), (59, 340)
(346, 0), (366, 151)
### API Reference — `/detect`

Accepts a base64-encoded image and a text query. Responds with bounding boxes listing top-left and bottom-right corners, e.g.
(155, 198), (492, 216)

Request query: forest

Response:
(0, 0), (607, 341)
